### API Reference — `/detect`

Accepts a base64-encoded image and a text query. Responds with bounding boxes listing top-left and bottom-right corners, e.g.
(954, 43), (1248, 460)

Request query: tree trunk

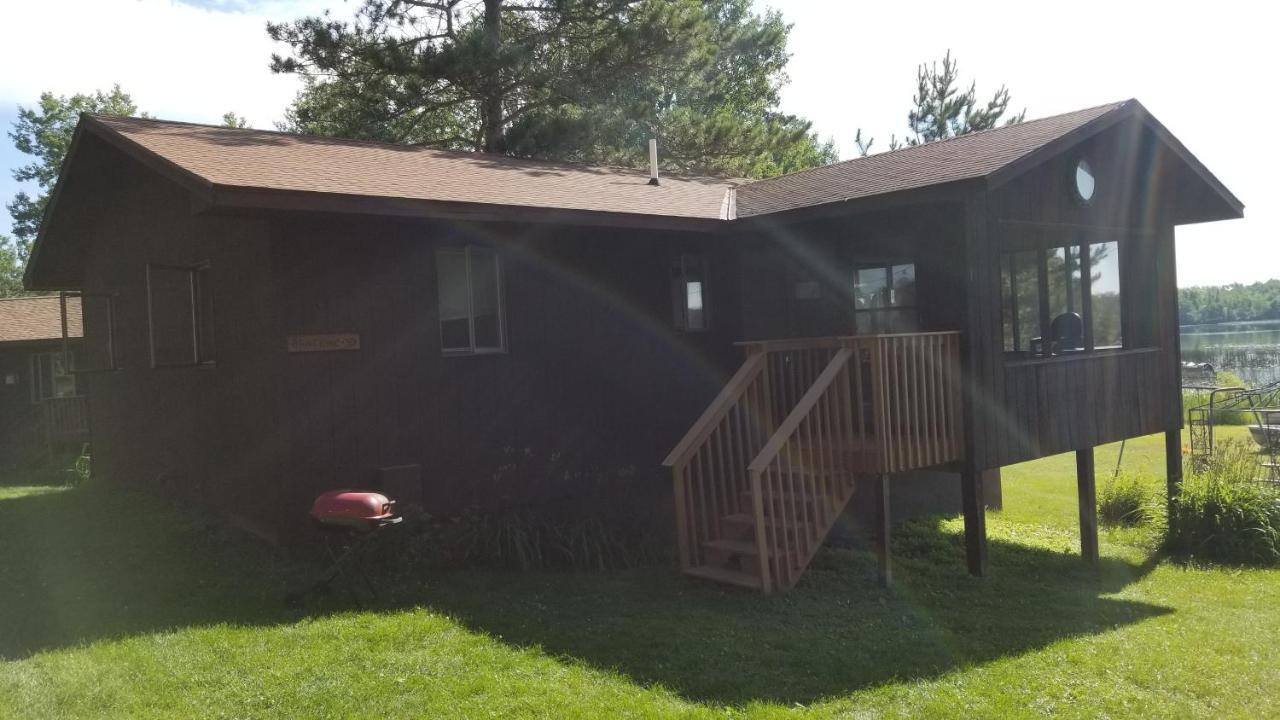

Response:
(481, 0), (505, 153)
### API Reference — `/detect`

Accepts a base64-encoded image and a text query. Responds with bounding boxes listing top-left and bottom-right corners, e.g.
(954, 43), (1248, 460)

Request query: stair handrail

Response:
(748, 347), (855, 592)
(662, 352), (767, 470)
(663, 351), (771, 571)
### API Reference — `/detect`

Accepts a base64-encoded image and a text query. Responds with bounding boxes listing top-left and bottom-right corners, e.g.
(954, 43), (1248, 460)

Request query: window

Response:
(853, 263), (918, 334)
(1074, 158), (1096, 204)
(437, 246), (506, 354)
(30, 352), (78, 403)
(671, 254), (708, 332)
(66, 292), (119, 372)
(1000, 240), (1123, 356)
(147, 263), (215, 367)
(1089, 242), (1123, 348)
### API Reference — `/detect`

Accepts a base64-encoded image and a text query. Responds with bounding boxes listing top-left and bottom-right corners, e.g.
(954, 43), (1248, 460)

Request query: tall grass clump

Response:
(1165, 440), (1280, 565)
(1098, 473), (1154, 526)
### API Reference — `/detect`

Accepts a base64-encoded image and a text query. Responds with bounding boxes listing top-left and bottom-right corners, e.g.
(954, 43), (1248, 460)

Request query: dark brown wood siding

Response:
(978, 115), (1184, 469)
(264, 216), (745, 515)
(68, 133), (285, 520)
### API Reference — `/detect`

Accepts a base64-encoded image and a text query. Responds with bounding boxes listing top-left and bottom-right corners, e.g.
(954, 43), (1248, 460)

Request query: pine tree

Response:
(268, 0), (834, 177)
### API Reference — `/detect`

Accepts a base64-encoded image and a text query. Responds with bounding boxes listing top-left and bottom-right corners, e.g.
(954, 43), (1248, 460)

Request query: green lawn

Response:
(2, 428), (1279, 718)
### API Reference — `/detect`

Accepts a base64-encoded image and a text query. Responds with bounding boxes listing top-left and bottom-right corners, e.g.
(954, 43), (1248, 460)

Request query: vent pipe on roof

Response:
(648, 138), (660, 186)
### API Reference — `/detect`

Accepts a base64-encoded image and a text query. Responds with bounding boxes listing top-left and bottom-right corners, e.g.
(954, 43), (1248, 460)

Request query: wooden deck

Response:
(663, 332), (964, 593)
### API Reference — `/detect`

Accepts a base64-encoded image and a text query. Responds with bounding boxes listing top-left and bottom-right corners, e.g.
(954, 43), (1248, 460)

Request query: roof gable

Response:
(735, 102), (1126, 217)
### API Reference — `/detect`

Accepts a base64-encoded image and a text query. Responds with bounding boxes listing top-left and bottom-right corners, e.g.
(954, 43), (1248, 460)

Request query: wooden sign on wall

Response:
(286, 333), (361, 353)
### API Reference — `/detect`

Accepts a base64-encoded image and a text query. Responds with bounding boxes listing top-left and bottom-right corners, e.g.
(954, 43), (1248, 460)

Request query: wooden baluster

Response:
(716, 422), (727, 535)
(673, 464), (690, 570)
(730, 403), (746, 515)
(926, 338), (934, 466)
(800, 409), (816, 543)
(750, 467), (772, 593)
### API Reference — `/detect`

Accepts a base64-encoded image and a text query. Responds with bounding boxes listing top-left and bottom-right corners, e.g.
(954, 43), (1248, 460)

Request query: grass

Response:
(2, 428), (1279, 718)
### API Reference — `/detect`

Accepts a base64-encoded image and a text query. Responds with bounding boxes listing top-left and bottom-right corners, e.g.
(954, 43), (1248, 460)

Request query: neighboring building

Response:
(24, 99), (1241, 591)
(0, 295), (86, 468)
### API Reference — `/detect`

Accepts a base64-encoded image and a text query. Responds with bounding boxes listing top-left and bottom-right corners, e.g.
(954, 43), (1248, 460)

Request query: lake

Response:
(1181, 319), (1280, 387)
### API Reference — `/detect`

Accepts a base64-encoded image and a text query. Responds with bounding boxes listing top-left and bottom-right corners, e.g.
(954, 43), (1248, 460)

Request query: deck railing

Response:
(43, 395), (89, 437)
(664, 332), (964, 591)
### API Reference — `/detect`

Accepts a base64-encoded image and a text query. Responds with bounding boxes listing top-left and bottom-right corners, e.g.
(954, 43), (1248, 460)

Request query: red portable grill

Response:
(311, 490), (400, 532)
(289, 490), (403, 608)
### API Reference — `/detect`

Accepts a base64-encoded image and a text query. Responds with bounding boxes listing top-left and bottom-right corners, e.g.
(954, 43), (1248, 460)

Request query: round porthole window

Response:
(1074, 158), (1096, 204)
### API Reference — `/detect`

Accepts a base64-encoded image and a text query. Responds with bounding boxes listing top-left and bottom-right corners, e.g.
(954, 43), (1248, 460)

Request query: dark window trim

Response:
(61, 290), (121, 373)
(146, 262), (215, 369)
(853, 261), (919, 333)
(1001, 236), (1125, 359)
(671, 253), (710, 333)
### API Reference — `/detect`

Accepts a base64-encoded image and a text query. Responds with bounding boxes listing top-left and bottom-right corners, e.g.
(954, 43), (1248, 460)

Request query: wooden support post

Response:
(1076, 447), (1099, 566)
(874, 472), (892, 587)
(961, 464), (988, 577)
(1165, 429), (1183, 514)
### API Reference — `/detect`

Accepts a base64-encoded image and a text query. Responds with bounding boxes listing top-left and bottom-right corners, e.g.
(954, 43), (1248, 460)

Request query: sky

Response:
(0, 0), (1273, 287)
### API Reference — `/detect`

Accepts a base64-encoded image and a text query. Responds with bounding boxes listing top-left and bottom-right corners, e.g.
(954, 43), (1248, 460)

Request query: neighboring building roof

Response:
(0, 296), (82, 344)
(87, 115), (737, 221)
(734, 102), (1126, 217)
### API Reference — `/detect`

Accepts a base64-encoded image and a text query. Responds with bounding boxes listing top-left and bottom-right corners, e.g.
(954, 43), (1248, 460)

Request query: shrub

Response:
(369, 449), (672, 574)
(1098, 473), (1153, 527)
(1164, 440), (1280, 565)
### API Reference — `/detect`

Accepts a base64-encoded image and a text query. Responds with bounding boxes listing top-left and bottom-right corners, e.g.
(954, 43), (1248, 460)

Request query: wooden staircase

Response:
(663, 333), (963, 593)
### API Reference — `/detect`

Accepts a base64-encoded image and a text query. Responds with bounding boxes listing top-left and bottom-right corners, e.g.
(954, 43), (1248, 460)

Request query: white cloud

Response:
(0, 0), (338, 128)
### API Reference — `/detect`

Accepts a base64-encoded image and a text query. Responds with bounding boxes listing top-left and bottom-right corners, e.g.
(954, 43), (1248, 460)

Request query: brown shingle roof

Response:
(0, 296), (82, 344)
(89, 115), (737, 221)
(734, 101), (1128, 217)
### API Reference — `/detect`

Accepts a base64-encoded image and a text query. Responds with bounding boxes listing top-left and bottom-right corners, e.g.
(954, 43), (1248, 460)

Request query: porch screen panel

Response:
(1090, 241), (1123, 348)
(1002, 250), (1041, 352)
(437, 249), (471, 351)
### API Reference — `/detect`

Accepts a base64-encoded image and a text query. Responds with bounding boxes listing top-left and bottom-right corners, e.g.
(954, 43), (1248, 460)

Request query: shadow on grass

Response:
(0, 484), (1170, 707)
(403, 521), (1168, 705)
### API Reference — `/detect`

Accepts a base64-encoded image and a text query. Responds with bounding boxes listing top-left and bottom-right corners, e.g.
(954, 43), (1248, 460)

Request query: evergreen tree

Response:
(855, 50), (1024, 157)
(906, 50), (1024, 145)
(268, 0), (834, 177)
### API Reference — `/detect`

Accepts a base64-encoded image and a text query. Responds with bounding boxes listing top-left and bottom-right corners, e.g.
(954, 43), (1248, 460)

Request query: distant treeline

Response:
(1179, 279), (1280, 325)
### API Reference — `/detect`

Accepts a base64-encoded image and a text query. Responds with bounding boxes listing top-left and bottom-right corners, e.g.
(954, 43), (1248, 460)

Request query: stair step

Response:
(722, 513), (811, 532)
(684, 564), (763, 590)
(704, 538), (760, 556)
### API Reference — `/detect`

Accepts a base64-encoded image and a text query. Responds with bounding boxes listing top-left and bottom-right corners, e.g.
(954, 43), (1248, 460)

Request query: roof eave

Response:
(207, 184), (728, 233)
(735, 178), (981, 227)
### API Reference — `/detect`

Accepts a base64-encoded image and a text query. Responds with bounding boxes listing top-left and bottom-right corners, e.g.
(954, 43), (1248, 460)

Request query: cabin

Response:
(24, 99), (1242, 592)
(0, 295), (87, 468)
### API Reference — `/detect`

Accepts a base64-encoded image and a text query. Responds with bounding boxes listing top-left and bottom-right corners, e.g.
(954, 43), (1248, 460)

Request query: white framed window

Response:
(147, 263), (215, 368)
(671, 254), (709, 332)
(437, 245), (506, 355)
(30, 351), (78, 404)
